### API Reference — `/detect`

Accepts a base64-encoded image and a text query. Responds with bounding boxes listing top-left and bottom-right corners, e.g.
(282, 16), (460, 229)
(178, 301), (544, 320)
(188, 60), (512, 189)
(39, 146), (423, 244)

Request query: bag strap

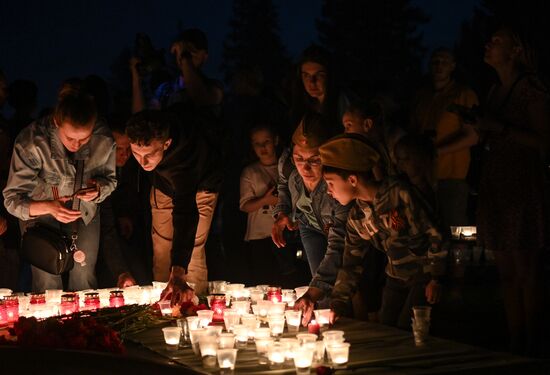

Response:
(69, 159), (85, 251)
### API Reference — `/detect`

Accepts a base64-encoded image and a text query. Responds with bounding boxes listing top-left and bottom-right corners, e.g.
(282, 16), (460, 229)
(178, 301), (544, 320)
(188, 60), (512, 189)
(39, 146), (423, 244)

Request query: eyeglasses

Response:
(293, 155), (322, 167)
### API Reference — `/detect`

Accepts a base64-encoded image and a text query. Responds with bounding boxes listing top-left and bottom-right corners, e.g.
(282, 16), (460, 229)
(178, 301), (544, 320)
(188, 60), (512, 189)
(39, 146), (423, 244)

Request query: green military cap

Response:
(291, 112), (328, 148)
(319, 134), (380, 172)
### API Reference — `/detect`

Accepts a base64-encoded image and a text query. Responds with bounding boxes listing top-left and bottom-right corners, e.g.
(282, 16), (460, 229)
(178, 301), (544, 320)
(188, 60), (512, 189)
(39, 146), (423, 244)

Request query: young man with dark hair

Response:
(319, 134), (446, 329)
(126, 109), (222, 305)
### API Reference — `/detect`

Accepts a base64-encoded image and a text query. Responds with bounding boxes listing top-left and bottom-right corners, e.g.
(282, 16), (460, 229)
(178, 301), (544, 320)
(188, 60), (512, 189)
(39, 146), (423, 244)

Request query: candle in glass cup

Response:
(3, 295), (19, 323)
(0, 300), (7, 324)
(293, 346), (314, 373)
(314, 309), (330, 326)
(162, 327), (182, 346)
(198, 335), (218, 357)
(223, 309), (240, 332)
(158, 300), (173, 316)
(232, 324), (249, 347)
(197, 310), (214, 328)
(266, 286), (282, 303)
(308, 319), (320, 335)
(269, 302), (286, 316)
(109, 290), (125, 308)
(322, 330), (345, 346)
(296, 333), (318, 345)
(231, 300), (250, 316)
(267, 315), (285, 336)
(268, 342), (286, 366)
(84, 292), (100, 311)
(285, 310), (302, 332)
(327, 342), (350, 364)
(280, 338), (299, 360)
(249, 289), (264, 303)
(217, 348), (238, 370)
(60, 294), (77, 315)
(255, 337), (274, 364)
(240, 313), (259, 338)
(218, 332), (236, 349)
(209, 294), (226, 322)
(255, 300), (273, 318)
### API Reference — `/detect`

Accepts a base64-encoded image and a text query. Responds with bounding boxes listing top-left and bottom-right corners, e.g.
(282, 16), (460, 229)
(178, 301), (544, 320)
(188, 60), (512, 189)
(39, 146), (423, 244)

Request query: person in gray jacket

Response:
(272, 112), (350, 321)
(3, 85), (117, 292)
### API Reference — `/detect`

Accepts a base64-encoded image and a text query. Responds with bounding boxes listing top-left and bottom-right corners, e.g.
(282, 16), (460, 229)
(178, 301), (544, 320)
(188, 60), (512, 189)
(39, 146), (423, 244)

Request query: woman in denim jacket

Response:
(3, 86), (116, 291)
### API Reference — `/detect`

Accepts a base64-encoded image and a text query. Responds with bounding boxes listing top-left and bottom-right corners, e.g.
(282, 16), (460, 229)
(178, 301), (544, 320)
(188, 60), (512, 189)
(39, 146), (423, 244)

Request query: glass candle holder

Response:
(84, 292), (100, 311)
(197, 310), (214, 328)
(412, 306), (432, 322)
(0, 301), (7, 325)
(44, 289), (62, 304)
(266, 286), (282, 303)
(282, 289), (297, 307)
(209, 280), (228, 294)
(218, 332), (236, 349)
(162, 327), (182, 346)
(267, 315), (285, 337)
(176, 318), (189, 344)
(322, 330), (345, 346)
(226, 283), (245, 299)
(280, 338), (300, 360)
(296, 333), (318, 345)
(231, 300), (251, 316)
(326, 342), (350, 364)
(158, 300), (172, 316)
(186, 316), (201, 331)
(198, 334), (218, 357)
(254, 300), (273, 318)
(109, 290), (125, 308)
(3, 295), (19, 323)
(268, 342), (286, 368)
(249, 289), (265, 303)
(253, 327), (271, 340)
(60, 294), (77, 315)
(232, 324), (249, 347)
(209, 294), (226, 322)
(217, 348), (238, 370)
(205, 325), (223, 337)
(294, 286), (309, 299)
(313, 309), (330, 326)
(29, 292), (46, 306)
(255, 337), (274, 364)
(285, 310), (302, 332)
(240, 313), (259, 338)
(223, 309), (241, 332)
(308, 320), (320, 335)
(189, 327), (206, 355)
(269, 302), (286, 316)
(293, 346), (314, 374)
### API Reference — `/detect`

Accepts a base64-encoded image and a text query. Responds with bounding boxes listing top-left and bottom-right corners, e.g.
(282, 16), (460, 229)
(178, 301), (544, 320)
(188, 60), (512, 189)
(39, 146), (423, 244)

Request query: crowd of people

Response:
(1, 26), (549, 358)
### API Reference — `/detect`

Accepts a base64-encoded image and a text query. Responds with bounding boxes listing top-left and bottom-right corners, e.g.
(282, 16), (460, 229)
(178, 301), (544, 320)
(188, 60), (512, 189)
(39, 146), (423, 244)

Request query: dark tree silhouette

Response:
(316, 0), (429, 100)
(221, 0), (290, 89)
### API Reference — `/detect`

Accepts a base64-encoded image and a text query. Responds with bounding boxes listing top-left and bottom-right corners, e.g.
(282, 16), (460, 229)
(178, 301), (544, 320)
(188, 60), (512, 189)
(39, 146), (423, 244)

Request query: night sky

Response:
(0, 0), (478, 112)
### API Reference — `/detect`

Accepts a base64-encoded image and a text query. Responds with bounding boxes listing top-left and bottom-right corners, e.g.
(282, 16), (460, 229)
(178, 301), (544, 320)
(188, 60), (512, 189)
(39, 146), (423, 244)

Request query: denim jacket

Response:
(3, 116), (117, 225)
(274, 157), (350, 296)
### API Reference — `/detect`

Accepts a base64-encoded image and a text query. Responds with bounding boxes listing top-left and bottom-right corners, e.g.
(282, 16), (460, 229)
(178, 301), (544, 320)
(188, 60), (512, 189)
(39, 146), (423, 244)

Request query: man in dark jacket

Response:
(126, 109), (222, 305)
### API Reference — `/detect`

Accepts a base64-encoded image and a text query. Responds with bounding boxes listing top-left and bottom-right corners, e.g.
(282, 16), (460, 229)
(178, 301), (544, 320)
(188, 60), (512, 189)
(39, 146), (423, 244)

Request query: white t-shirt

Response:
(240, 161), (278, 241)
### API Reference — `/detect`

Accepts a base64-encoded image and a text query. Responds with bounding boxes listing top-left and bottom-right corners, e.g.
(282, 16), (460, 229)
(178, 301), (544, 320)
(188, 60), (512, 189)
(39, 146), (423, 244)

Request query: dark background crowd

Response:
(1, 0), (550, 359)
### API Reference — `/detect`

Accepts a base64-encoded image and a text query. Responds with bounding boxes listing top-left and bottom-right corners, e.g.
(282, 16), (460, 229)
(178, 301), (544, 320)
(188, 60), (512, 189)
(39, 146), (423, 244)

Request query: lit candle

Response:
(60, 294), (77, 315)
(109, 290), (125, 308)
(3, 295), (19, 323)
(308, 320), (320, 335)
(314, 309), (331, 326)
(162, 327), (182, 346)
(84, 292), (101, 311)
(210, 295), (226, 322)
(266, 286), (282, 303)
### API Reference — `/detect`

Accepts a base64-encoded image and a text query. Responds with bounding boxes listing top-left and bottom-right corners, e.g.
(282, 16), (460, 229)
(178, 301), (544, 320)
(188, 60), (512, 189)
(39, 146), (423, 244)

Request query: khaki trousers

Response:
(150, 188), (218, 294)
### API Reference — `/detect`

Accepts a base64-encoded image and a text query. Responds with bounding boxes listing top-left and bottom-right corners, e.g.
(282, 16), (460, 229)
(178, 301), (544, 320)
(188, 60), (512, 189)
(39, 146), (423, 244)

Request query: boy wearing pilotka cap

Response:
(320, 134), (446, 329)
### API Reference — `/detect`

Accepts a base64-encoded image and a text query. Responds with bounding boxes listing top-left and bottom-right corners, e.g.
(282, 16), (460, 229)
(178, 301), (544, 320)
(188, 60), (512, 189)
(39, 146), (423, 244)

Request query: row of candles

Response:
(0, 283), (169, 324)
(160, 284), (351, 372)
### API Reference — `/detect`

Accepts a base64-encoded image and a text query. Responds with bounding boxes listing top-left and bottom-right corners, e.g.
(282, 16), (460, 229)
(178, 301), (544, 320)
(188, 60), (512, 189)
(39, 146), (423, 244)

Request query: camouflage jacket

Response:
(331, 177), (445, 309)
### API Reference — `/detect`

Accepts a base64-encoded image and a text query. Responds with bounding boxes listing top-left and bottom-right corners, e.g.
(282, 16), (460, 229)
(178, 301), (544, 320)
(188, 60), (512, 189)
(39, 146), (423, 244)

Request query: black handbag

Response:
(21, 223), (75, 274)
(20, 159), (84, 275)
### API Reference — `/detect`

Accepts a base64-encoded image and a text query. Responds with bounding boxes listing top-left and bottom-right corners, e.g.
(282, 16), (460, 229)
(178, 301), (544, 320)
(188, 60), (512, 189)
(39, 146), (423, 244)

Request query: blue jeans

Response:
(298, 223), (327, 278)
(23, 213), (100, 292)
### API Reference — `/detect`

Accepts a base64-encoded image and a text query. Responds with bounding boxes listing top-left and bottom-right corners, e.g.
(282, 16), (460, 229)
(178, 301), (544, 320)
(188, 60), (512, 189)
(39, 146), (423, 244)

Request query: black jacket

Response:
(150, 109), (223, 270)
